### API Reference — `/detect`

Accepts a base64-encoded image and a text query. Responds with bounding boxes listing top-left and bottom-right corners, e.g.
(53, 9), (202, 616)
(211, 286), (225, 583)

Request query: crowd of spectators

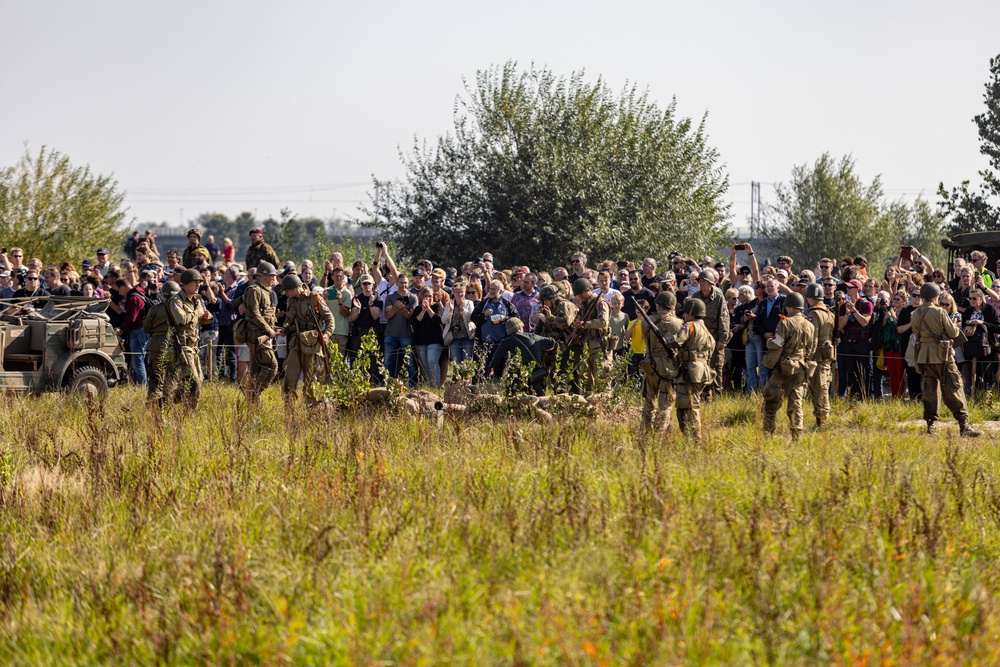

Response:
(2, 230), (996, 401)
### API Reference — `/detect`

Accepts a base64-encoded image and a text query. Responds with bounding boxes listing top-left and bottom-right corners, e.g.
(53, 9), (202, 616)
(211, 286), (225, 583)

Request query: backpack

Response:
(126, 288), (151, 322)
(233, 317), (248, 345)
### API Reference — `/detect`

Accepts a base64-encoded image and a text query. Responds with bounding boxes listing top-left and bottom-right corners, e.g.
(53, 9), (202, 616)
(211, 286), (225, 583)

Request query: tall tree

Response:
(0, 145), (127, 264)
(762, 153), (905, 268)
(938, 53), (1000, 235)
(369, 62), (731, 269)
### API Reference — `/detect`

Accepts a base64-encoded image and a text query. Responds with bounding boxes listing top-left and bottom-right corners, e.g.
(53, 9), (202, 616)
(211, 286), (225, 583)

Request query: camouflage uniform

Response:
(572, 294), (611, 393)
(534, 296), (578, 383)
(669, 318), (716, 439)
(283, 291), (335, 403)
(911, 300), (975, 434)
(244, 241), (280, 271)
(762, 310), (816, 438)
(692, 287), (730, 397)
(243, 280), (279, 398)
(806, 301), (837, 427)
(163, 293), (205, 408)
(640, 308), (683, 431)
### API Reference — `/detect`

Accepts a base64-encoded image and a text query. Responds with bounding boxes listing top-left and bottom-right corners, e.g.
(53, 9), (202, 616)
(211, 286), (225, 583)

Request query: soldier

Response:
(691, 269), (730, 398)
(282, 275), (335, 404)
(761, 292), (817, 439)
(143, 280), (181, 403)
(669, 298), (716, 440)
(531, 283), (578, 384)
(487, 317), (557, 396)
(911, 282), (983, 436)
(244, 228), (280, 271)
(181, 228), (205, 269)
(804, 283), (836, 428)
(243, 261), (280, 399)
(639, 290), (683, 432)
(163, 269), (213, 409)
(569, 278), (611, 393)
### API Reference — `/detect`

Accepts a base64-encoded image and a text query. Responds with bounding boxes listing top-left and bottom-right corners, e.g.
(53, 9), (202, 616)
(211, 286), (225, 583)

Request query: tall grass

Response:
(0, 386), (999, 664)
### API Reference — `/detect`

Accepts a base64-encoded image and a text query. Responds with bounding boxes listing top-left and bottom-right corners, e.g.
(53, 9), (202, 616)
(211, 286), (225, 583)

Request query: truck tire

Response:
(70, 366), (110, 398)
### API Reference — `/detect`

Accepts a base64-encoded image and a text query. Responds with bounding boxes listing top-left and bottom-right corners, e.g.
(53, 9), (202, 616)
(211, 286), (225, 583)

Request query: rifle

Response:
(309, 292), (333, 381)
(560, 295), (603, 367)
(629, 292), (688, 382)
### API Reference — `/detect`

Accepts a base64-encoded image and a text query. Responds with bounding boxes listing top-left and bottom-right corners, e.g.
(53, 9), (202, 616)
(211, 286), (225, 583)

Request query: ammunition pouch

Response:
(298, 329), (322, 355)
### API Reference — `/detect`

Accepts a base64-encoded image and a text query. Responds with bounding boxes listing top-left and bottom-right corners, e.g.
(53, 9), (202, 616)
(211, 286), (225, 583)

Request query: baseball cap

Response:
(846, 279), (864, 290)
(0, 271), (10, 278)
(249, 228), (263, 236)
(504, 317), (523, 335)
(412, 269), (426, 277)
(96, 248), (109, 255)
(431, 268), (446, 279)
(776, 269), (789, 277)
(80, 259), (94, 267)
(360, 274), (374, 284)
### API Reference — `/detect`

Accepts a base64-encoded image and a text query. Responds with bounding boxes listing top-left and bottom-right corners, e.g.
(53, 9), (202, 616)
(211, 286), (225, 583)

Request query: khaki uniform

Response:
(572, 295), (611, 393)
(762, 312), (817, 437)
(640, 310), (683, 431)
(692, 288), (730, 397)
(244, 241), (280, 271)
(535, 298), (578, 384)
(669, 319), (716, 439)
(283, 291), (335, 403)
(911, 302), (969, 425)
(182, 244), (205, 269)
(806, 302), (837, 426)
(142, 300), (171, 401)
(163, 293), (205, 408)
(243, 281), (279, 398)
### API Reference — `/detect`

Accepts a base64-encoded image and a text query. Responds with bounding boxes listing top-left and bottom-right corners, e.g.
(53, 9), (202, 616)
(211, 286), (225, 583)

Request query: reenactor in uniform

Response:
(487, 318), (557, 396)
(243, 261), (280, 399)
(804, 283), (836, 428)
(639, 291), (683, 432)
(569, 278), (611, 393)
(761, 292), (816, 439)
(531, 283), (578, 382)
(669, 298), (716, 440)
(142, 280), (181, 403)
(244, 228), (280, 271)
(164, 269), (213, 409)
(282, 275), (335, 405)
(911, 282), (983, 437)
(691, 269), (730, 398)
(181, 228), (205, 269)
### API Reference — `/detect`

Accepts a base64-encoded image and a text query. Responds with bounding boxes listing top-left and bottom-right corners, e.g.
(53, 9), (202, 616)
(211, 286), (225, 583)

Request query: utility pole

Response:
(749, 181), (761, 240)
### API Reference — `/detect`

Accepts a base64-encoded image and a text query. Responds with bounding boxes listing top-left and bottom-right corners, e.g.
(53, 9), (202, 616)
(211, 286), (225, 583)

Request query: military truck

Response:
(0, 296), (128, 396)
(941, 231), (1000, 281)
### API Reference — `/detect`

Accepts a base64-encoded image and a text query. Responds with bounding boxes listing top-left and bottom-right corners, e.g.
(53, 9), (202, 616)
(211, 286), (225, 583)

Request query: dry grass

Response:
(1, 385), (1000, 664)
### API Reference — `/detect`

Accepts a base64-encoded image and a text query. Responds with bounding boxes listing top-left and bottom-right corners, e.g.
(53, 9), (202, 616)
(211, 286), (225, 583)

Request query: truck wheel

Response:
(70, 366), (110, 398)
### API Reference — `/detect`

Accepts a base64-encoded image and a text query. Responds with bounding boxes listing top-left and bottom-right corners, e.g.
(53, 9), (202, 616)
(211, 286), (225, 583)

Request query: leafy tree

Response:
(938, 53), (1000, 235)
(0, 145), (127, 264)
(369, 62), (731, 269)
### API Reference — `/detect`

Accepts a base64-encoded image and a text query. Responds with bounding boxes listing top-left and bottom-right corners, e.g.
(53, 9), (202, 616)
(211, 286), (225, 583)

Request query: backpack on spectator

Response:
(126, 287), (151, 322)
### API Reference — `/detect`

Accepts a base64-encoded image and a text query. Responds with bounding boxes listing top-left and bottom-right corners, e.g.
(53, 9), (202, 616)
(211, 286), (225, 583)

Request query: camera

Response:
(734, 244), (747, 251)
(376, 240), (386, 249)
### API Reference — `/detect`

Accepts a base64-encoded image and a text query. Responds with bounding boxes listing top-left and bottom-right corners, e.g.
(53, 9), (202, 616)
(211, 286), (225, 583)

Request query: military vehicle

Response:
(941, 231), (1000, 280)
(0, 296), (128, 396)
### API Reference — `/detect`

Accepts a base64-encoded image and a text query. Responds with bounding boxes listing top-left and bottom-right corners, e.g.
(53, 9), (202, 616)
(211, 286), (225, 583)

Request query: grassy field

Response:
(2, 384), (1000, 665)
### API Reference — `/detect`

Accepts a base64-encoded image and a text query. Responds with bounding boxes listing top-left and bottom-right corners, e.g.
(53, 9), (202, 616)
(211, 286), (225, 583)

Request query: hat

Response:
(186, 228), (202, 239)
(777, 255), (793, 265)
(504, 317), (523, 335)
(697, 270), (718, 285)
(513, 266), (529, 275)
(739, 266), (752, 275)
(412, 269), (426, 278)
(668, 251), (680, 260)
(360, 274), (374, 284)
(785, 292), (805, 309)
(281, 274), (303, 291)
(539, 284), (560, 300)
(255, 261), (278, 276)
(0, 271), (10, 278)
(80, 259), (94, 267)
(179, 268), (203, 285)
(846, 279), (864, 290)
(572, 278), (593, 295)
(96, 248), (109, 255)
(776, 269), (789, 277)
(431, 268), (446, 279)
(249, 228), (263, 236)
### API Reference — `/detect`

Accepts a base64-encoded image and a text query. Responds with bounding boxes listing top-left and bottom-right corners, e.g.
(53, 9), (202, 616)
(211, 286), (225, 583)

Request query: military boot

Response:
(815, 415), (827, 430)
(959, 420), (984, 438)
(926, 420), (936, 435)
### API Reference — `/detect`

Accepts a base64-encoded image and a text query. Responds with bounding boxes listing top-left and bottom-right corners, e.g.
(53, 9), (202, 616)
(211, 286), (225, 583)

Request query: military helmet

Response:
(697, 269), (718, 285)
(256, 261), (277, 277)
(160, 281), (181, 299)
(654, 291), (676, 309)
(785, 292), (805, 309)
(281, 274), (303, 291)
(572, 278), (593, 296)
(804, 283), (824, 300)
(179, 268), (203, 285)
(683, 297), (706, 319)
(539, 284), (560, 300)
(920, 282), (941, 301)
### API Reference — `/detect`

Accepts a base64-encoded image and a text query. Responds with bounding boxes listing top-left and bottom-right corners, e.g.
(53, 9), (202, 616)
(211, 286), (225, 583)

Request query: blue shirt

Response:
(480, 298), (509, 343)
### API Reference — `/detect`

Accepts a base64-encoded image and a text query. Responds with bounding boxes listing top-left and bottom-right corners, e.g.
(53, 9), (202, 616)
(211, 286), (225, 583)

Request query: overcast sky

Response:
(3, 0), (998, 233)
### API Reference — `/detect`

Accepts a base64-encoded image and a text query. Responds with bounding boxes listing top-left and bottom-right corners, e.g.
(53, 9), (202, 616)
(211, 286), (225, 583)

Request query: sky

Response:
(3, 0), (999, 235)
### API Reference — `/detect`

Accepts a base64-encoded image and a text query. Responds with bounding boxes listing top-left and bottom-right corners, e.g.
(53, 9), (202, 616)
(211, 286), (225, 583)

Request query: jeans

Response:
(218, 326), (237, 380)
(745, 335), (766, 391)
(128, 329), (150, 386)
(384, 335), (417, 386)
(416, 343), (444, 386)
(450, 339), (475, 364)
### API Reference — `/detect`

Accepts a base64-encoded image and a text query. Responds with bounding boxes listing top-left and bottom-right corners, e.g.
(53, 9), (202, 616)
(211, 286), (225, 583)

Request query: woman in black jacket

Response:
(959, 289), (1000, 393)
